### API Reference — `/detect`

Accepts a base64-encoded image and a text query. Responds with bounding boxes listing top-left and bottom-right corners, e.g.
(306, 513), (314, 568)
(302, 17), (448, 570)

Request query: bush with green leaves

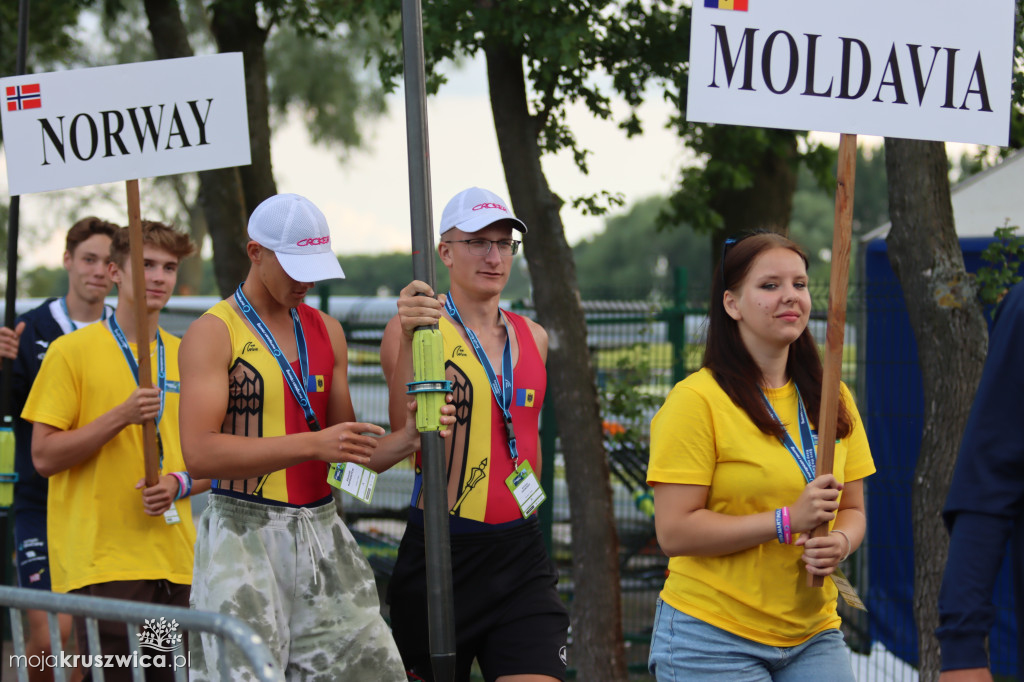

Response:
(975, 224), (1024, 315)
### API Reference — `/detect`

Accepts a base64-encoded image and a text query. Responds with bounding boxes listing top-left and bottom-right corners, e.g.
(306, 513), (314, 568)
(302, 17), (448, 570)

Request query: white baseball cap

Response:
(247, 193), (345, 282)
(439, 187), (528, 236)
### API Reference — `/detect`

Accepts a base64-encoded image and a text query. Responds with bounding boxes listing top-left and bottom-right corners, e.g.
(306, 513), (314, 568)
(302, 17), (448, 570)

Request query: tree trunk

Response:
(708, 129), (799, 236)
(883, 138), (988, 682)
(143, 0), (250, 296)
(209, 0), (277, 217)
(484, 39), (628, 682)
(197, 168), (250, 295)
(706, 127), (799, 272)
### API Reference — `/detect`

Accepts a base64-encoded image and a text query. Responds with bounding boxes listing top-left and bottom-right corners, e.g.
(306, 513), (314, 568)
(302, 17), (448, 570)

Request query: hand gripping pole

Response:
(407, 328), (452, 432)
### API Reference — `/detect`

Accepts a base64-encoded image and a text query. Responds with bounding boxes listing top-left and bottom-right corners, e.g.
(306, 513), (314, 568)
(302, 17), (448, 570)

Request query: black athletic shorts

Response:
(14, 507), (52, 590)
(387, 511), (570, 682)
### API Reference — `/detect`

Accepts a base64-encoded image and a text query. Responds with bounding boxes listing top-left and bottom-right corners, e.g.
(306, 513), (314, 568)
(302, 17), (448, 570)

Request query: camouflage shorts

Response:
(189, 493), (405, 681)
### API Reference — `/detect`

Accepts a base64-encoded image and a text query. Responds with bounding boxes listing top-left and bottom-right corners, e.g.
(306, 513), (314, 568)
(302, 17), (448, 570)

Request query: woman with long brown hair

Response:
(647, 231), (874, 681)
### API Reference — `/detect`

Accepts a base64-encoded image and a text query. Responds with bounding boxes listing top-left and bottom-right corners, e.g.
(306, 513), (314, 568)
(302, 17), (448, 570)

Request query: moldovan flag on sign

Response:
(516, 388), (536, 408)
(704, 0), (748, 10)
(6, 83), (41, 111)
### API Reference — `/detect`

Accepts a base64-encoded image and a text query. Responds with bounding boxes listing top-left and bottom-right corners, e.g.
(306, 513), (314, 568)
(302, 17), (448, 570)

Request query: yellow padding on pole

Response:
(0, 426), (17, 508)
(412, 329), (446, 432)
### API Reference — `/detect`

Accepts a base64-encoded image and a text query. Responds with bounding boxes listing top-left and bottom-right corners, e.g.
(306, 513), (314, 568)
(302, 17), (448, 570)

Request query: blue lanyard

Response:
(444, 294), (520, 464)
(61, 297), (110, 331)
(234, 285), (320, 432)
(759, 385), (817, 483)
(108, 314), (166, 428)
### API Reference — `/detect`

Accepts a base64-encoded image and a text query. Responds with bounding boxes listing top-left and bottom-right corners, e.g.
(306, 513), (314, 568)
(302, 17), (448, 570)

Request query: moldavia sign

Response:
(687, 0), (1015, 146)
(0, 53), (250, 196)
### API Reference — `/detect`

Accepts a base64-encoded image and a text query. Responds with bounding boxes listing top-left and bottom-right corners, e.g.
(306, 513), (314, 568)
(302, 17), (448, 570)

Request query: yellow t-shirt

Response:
(647, 367), (875, 646)
(21, 322), (196, 593)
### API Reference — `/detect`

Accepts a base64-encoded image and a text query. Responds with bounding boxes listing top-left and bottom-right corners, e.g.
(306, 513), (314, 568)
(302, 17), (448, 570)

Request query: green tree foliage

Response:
(975, 224), (1024, 312)
(0, 0), (89, 140)
(573, 196), (711, 301)
(786, 170), (836, 281)
(640, 6), (837, 248)
(570, 142), (889, 304)
(786, 145), (888, 280)
(23, 266), (69, 298)
(852, 146), (889, 234)
(266, 23), (389, 152)
(0, 0), (89, 291)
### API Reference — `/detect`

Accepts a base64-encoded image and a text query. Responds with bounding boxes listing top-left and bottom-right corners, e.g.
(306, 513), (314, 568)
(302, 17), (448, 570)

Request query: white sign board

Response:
(687, 0), (1015, 146)
(0, 53), (251, 195)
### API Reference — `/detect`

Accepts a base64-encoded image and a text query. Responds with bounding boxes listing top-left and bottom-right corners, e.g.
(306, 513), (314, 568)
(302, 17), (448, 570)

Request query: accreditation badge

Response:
(831, 569), (867, 611)
(505, 460), (546, 519)
(327, 462), (377, 504)
(163, 501), (181, 525)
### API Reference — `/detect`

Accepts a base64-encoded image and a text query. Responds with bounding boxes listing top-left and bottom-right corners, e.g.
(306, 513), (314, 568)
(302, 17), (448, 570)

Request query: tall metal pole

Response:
(400, 1), (456, 680)
(2, 0), (31, 418)
(0, 0), (31, 643)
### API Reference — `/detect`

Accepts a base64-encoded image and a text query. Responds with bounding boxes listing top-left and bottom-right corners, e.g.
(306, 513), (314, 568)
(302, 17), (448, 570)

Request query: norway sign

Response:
(687, 0), (1015, 146)
(0, 53), (250, 196)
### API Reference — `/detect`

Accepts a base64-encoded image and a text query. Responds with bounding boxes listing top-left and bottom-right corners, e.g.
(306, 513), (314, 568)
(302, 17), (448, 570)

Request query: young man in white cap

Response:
(22, 221), (205, 682)
(379, 187), (570, 681)
(179, 193), (449, 681)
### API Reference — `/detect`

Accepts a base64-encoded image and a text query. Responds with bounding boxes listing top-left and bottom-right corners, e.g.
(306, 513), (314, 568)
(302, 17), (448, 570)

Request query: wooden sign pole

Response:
(808, 132), (857, 587)
(125, 179), (160, 487)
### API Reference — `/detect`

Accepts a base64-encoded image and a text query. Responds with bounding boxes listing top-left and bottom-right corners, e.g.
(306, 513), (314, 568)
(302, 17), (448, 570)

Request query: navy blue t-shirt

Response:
(11, 299), (112, 512)
(938, 282), (1024, 673)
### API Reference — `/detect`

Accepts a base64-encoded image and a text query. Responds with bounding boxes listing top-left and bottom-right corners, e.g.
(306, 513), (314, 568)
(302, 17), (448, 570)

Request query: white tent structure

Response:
(863, 147), (1024, 242)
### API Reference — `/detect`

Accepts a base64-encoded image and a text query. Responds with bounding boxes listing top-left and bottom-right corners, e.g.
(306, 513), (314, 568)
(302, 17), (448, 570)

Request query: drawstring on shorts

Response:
(297, 507), (327, 585)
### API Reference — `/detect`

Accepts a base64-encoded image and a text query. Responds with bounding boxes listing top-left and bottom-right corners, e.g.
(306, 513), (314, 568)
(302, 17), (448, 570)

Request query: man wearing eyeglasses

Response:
(378, 186), (569, 682)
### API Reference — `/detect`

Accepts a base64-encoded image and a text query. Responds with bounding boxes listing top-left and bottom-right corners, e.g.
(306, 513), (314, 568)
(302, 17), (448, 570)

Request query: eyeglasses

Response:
(443, 238), (521, 257)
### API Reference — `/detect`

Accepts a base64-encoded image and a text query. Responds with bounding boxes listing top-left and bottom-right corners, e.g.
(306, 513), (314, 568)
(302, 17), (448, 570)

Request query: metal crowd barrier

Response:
(0, 585), (280, 681)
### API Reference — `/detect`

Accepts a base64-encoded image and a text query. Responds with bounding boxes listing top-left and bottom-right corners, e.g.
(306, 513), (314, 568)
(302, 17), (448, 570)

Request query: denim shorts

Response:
(648, 598), (855, 682)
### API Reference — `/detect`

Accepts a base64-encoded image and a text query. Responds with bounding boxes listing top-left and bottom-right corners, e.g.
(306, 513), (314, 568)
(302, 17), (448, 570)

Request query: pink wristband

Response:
(781, 506), (792, 544)
(170, 472), (186, 501)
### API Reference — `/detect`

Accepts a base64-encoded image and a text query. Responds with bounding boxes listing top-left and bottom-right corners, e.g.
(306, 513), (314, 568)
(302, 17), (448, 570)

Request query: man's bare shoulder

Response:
(183, 310), (230, 339)
(523, 316), (547, 342)
(315, 308), (345, 335)
(180, 313), (231, 366)
(521, 316), (548, 361)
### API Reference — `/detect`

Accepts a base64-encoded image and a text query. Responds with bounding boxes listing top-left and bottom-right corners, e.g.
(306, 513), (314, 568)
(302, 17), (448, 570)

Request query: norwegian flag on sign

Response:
(6, 83), (41, 111)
